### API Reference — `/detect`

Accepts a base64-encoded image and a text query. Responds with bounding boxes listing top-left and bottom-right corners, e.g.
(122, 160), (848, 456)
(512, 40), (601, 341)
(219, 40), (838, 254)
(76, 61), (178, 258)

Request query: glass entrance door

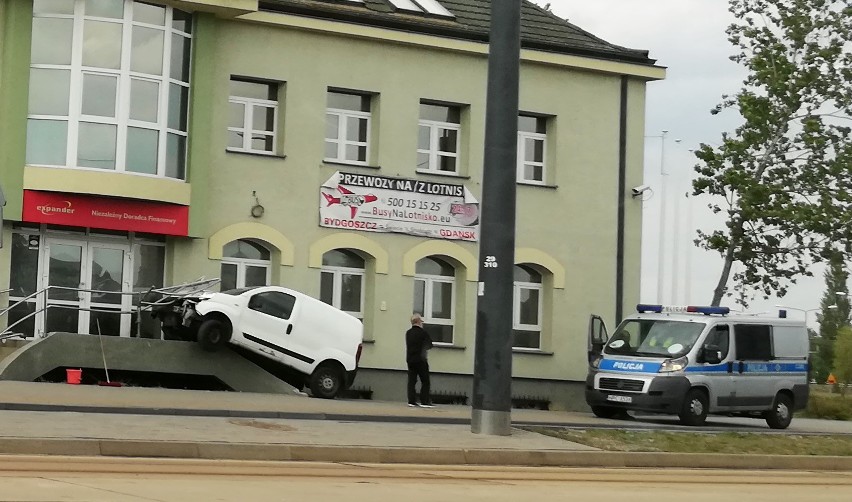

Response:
(88, 244), (131, 336)
(42, 240), (84, 335)
(40, 238), (132, 336)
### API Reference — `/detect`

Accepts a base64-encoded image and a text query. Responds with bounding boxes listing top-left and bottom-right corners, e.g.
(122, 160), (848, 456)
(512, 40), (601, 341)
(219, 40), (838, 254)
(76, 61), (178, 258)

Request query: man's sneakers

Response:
(408, 403), (418, 407)
(408, 402), (436, 408)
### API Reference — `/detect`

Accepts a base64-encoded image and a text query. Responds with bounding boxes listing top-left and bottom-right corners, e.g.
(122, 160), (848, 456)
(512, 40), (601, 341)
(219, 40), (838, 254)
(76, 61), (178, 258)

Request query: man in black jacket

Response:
(406, 313), (433, 407)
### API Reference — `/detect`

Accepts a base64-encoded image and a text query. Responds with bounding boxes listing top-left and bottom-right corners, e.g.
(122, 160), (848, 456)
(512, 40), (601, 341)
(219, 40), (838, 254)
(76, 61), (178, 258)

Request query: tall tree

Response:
(814, 254), (851, 381)
(691, 0), (852, 306)
(819, 254), (851, 339)
(833, 326), (852, 396)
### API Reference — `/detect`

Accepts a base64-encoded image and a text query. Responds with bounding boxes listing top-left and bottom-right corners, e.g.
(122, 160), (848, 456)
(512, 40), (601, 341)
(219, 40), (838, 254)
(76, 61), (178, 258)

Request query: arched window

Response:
(320, 249), (365, 319)
(220, 239), (270, 290)
(513, 265), (543, 349)
(414, 256), (455, 344)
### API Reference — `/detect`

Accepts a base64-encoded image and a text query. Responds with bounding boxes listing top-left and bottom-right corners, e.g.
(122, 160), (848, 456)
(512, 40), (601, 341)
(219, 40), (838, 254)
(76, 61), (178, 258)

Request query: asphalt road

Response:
(0, 455), (850, 501)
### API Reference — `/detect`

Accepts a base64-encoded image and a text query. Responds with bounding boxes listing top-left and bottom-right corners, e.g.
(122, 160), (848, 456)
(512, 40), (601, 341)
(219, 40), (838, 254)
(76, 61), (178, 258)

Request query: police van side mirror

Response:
(701, 346), (722, 365)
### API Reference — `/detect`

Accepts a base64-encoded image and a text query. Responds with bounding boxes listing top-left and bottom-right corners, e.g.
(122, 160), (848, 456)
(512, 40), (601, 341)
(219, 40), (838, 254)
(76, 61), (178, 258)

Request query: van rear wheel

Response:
(764, 393), (793, 429)
(309, 363), (343, 399)
(678, 388), (709, 426)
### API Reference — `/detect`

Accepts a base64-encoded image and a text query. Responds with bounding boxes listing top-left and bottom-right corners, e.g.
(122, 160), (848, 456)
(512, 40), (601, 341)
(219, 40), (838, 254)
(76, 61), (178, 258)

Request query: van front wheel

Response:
(591, 406), (620, 419)
(678, 388), (709, 426)
(197, 319), (231, 352)
(309, 363), (343, 399)
(764, 393), (793, 429)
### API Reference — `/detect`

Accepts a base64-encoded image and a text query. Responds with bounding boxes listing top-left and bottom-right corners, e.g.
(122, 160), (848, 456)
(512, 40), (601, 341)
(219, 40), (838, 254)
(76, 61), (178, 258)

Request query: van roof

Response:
(625, 312), (807, 328)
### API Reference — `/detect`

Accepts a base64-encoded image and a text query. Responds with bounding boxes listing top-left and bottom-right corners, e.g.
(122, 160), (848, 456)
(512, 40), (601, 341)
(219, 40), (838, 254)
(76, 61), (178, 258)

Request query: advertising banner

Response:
(320, 172), (479, 241)
(22, 190), (189, 236)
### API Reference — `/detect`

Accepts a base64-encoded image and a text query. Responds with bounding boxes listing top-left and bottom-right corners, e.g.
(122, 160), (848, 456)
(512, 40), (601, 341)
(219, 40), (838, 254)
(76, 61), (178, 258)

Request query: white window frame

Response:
(417, 118), (460, 174)
(27, 0), (192, 179)
(321, 265), (365, 319)
(220, 257), (271, 290)
(228, 85), (278, 155)
(414, 273), (455, 344)
(325, 106), (370, 165)
(513, 280), (543, 349)
(517, 130), (547, 185)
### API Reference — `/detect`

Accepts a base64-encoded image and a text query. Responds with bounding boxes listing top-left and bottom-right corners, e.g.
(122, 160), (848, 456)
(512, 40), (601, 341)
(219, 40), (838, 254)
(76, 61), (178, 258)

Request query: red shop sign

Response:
(23, 190), (189, 236)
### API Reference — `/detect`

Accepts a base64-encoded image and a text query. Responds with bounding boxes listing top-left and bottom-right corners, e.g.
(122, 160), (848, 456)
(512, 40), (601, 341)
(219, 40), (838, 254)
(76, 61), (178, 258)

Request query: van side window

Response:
(248, 291), (296, 320)
(703, 324), (730, 359)
(734, 324), (772, 360)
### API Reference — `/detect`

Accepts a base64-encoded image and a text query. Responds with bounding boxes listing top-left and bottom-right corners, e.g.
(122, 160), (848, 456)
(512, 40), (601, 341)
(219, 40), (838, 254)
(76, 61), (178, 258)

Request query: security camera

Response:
(631, 185), (651, 197)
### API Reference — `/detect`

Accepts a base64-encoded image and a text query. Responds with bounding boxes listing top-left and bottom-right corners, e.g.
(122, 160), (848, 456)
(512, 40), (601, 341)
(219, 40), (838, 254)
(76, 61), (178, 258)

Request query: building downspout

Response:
(615, 76), (629, 324)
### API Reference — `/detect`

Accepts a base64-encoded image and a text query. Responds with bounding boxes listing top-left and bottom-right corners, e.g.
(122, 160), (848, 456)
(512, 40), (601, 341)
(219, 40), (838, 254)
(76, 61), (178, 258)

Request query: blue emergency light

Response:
(687, 305), (730, 315)
(636, 304), (730, 315)
(636, 304), (663, 313)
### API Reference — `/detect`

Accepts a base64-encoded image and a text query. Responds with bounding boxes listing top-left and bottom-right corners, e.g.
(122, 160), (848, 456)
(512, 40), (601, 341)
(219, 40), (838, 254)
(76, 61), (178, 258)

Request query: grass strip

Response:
(526, 428), (852, 456)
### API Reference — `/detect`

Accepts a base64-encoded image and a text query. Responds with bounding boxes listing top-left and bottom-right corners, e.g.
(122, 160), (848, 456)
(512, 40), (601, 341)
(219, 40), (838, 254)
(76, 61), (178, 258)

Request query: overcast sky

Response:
(541, 0), (833, 326)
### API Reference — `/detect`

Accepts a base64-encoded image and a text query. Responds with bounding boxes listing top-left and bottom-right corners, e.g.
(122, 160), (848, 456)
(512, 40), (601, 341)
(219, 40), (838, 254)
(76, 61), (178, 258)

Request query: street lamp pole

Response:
(669, 139), (683, 303)
(471, 0), (521, 437)
(775, 305), (832, 330)
(656, 130), (669, 303)
(681, 149), (696, 304)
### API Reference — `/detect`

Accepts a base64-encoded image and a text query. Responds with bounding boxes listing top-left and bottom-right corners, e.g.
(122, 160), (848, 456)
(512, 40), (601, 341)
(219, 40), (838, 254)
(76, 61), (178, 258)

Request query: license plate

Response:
(606, 394), (632, 403)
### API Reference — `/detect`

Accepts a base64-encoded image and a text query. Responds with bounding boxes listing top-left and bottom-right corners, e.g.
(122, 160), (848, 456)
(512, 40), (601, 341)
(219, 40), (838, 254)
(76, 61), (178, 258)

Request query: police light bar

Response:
(636, 304), (663, 313)
(686, 305), (730, 315)
(636, 304), (730, 315)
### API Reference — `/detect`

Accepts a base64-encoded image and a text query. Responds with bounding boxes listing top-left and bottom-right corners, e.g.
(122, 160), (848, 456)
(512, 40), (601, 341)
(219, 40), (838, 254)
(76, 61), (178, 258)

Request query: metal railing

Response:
(0, 278), (220, 341)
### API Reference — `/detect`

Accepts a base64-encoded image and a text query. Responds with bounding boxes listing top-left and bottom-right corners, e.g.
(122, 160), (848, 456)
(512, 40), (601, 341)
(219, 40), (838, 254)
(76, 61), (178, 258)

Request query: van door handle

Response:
(286, 325), (293, 335)
(727, 362), (734, 374)
(738, 361), (744, 374)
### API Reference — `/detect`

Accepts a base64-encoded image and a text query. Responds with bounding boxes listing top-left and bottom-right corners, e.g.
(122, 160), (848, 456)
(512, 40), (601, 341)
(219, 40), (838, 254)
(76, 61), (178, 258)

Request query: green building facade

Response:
(0, 0), (664, 410)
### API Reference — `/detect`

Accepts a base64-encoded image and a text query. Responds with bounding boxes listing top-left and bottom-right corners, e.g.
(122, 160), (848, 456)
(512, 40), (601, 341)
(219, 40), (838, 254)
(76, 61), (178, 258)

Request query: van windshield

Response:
(604, 319), (706, 358)
(221, 287), (258, 296)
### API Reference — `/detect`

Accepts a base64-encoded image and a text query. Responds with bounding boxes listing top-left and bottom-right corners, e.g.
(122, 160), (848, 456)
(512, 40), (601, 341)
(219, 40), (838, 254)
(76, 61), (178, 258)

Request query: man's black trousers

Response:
(407, 360), (430, 405)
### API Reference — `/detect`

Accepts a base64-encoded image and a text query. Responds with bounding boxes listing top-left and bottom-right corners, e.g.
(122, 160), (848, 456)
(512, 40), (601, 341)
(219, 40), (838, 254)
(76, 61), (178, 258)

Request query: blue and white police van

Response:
(585, 305), (809, 429)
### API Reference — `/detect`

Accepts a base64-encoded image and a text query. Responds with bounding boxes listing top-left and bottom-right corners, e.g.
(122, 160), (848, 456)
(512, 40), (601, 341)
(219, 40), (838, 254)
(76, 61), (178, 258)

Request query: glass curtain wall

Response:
(27, 0), (192, 179)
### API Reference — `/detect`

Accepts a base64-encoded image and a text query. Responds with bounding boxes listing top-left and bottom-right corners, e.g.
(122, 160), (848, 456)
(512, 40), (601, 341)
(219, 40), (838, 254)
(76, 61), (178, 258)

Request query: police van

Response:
(585, 305), (809, 429)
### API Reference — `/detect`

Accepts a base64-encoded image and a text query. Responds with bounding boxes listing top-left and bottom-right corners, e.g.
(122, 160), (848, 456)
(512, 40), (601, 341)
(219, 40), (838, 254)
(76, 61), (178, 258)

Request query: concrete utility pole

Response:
(471, 0), (521, 436)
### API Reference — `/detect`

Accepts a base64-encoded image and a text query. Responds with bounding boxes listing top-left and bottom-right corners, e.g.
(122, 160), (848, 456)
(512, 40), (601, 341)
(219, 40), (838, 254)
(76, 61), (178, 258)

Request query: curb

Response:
(1, 438), (851, 471)
(0, 402), (469, 425)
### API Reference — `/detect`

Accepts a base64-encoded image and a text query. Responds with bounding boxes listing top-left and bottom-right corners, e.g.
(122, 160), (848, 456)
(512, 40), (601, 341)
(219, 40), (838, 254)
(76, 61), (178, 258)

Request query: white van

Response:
(585, 305), (809, 429)
(153, 286), (363, 399)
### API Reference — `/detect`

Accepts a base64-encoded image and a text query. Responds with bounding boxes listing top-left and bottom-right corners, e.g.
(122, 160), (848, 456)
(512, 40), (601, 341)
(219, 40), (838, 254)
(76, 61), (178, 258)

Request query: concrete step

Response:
(0, 333), (299, 395)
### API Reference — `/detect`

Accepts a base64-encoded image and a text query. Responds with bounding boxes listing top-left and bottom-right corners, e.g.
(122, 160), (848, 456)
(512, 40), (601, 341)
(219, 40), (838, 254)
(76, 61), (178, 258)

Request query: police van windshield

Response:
(604, 319), (707, 358)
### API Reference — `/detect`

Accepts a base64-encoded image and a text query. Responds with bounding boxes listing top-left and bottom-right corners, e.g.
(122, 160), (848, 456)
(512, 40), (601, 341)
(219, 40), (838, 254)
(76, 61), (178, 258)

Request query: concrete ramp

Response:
(0, 333), (299, 395)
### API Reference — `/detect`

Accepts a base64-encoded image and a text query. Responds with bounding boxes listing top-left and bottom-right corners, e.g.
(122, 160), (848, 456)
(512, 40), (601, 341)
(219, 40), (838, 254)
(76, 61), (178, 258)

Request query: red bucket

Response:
(66, 368), (82, 385)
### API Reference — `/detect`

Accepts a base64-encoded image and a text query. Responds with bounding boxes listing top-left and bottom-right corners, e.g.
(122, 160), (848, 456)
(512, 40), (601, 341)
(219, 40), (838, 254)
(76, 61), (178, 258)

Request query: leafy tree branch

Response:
(691, 0), (852, 306)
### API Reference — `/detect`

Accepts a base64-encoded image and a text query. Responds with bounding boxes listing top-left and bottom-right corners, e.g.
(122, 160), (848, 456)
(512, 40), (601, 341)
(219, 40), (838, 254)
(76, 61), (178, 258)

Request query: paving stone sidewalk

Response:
(1, 381), (851, 470)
